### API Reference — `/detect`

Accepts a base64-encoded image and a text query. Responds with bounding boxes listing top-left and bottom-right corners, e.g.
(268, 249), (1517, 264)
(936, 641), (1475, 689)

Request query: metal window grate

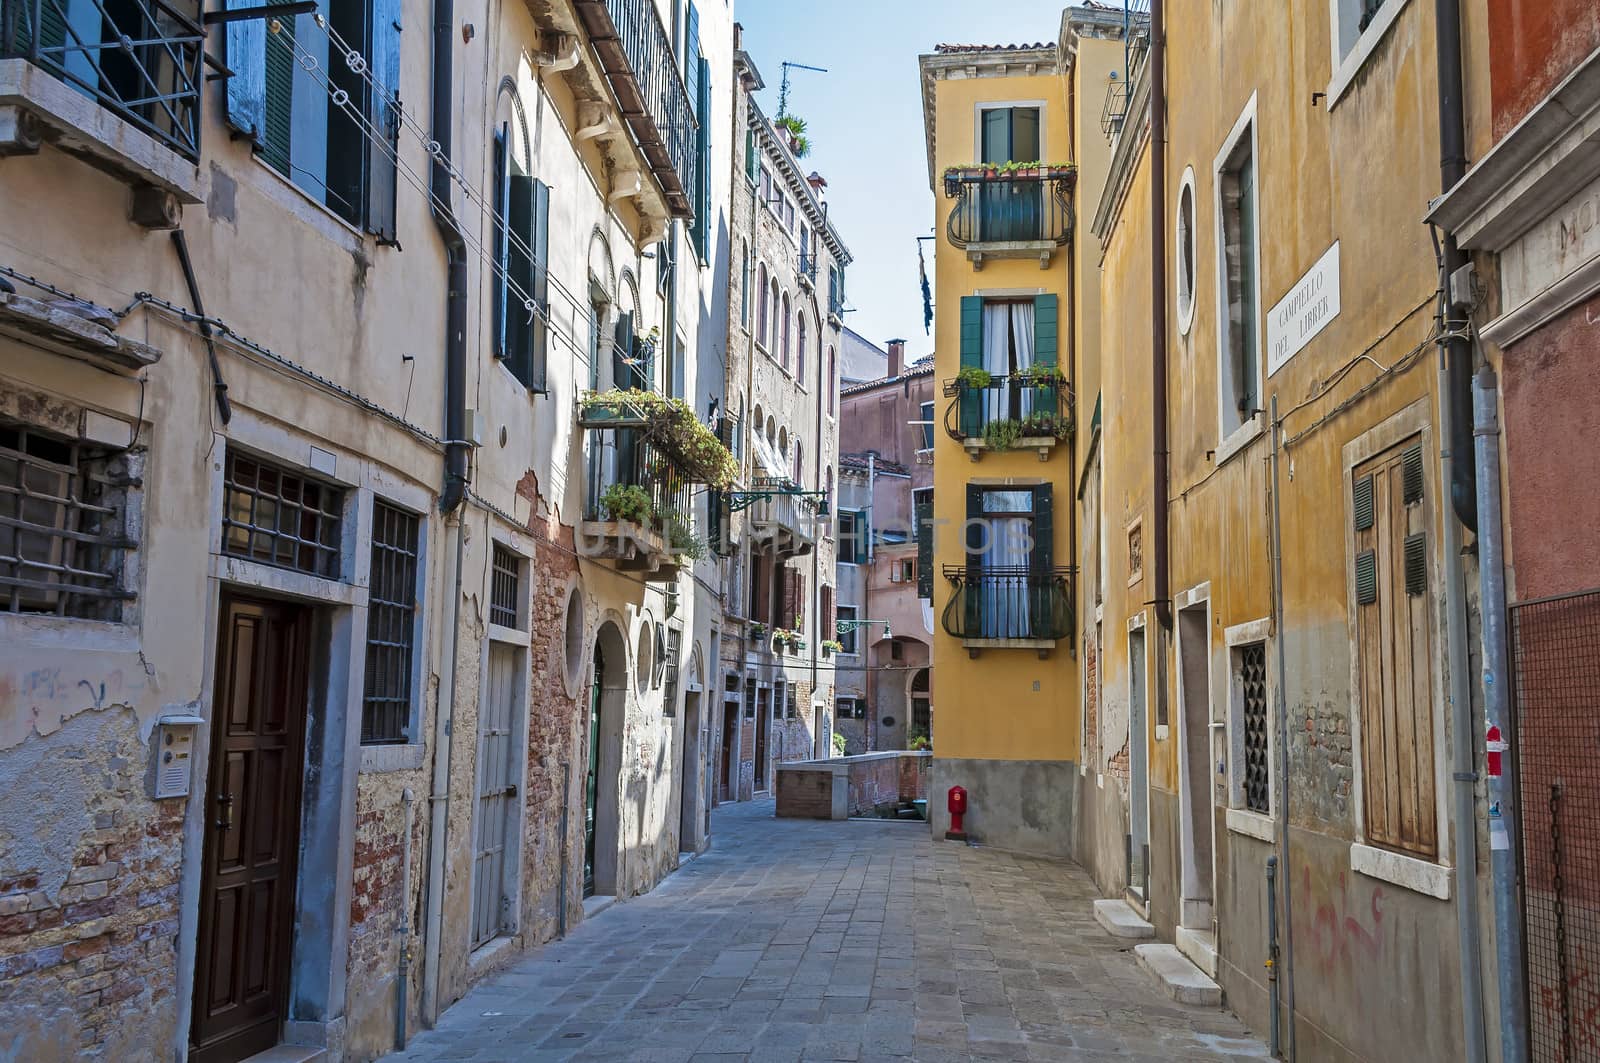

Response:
(786, 686), (797, 719)
(490, 543), (521, 628)
(222, 451), (344, 578)
(0, 422), (133, 621)
(744, 676), (757, 719)
(361, 502), (420, 745)
(1512, 589), (1600, 1063)
(1239, 643), (1270, 815)
(662, 627), (680, 716)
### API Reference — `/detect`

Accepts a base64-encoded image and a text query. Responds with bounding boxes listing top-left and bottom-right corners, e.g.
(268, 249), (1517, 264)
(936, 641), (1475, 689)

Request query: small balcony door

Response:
(979, 105), (1043, 241)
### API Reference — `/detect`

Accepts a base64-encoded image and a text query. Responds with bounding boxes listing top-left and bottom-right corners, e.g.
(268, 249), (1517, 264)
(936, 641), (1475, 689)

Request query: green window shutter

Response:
(915, 494), (934, 600)
(613, 312), (634, 390)
(745, 127), (757, 182)
(964, 485), (984, 634)
(506, 173), (535, 386)
(695, 55), (712, 260)
(1031, 293), (1059, 417)
(959, 296), (984, 438)
(1355, 549), (1378, 605)
(365, 0), (402, 243)
(225, 0), (267, 138)
(1031, 483), (1056, 637)
(1401, 444), (1425, 505)
(261, 17), (296, 174)
(491, 128), (510, 361)
(529, 178), (551, 392)
(1352, 474), (1375, 531)
(1032, 483), (1054, 570)
(853, 510), (868, 565)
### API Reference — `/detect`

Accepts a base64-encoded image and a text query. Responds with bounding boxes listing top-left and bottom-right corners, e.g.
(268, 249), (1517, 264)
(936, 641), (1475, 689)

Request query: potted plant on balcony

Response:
(821, 639), (844, 658)
(1021, 411), (1072, 441)
(983, 418), (1025, 453)
(749, 621), (768, 642)
(666, 514), (707, 562)
(951, 366), (992, 394)
(599, 483), (651, 525)
(1014, 363), (1067, 387)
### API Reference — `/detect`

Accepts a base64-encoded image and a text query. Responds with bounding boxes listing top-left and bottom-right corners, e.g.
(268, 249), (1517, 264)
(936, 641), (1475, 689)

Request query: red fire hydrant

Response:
(946, 786), (968, 842)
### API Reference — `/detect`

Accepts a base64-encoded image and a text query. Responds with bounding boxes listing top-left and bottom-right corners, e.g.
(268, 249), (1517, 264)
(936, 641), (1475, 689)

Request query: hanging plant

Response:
(955, 366), (993, 391)
(599, 483), (651, 525)
(666, 514), (707, 561)
(580, 389), (737, 487)
(821, 639), (844, 656)
(1014, 363), (1067, 387)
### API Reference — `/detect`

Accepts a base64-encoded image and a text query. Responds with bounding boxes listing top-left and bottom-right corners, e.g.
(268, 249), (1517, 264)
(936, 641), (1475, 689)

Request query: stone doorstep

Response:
(1092, 898), (1155, 940)
(240, 1046), (326, 1063)
(1175, 925), (1219, 979)
(1133, 944), (1222, 1008)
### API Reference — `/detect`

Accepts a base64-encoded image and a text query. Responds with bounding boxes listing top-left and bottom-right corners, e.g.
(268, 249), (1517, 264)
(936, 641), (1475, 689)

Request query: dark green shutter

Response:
(964, 484), (983, 635)
(530, 178), (550, 392)
(915, 494), (933, 600)
(506, 173), (535, 385)
(261, 17), (296, 174)
(1032, 294), (1059, 421)
(1353, 474), (1375, 531)
(366, 0), (402, 243)
(746, 127), (757, 182)
(613, 312), (634, 390)
(1401, 444), (1425, 505)
(224, 0), (267, 138)
(1404, 533), (1427, 596)
(491, 128), (509, 360)
(1031, 483), (1055, 639)
(1355, 550), (1378, 605)
(695, 56), (712, 260)
(959, 296), (984, 438)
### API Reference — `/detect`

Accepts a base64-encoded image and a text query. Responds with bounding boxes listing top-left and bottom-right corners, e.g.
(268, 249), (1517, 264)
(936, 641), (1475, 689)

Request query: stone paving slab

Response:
(388, 798), (1267, 1062)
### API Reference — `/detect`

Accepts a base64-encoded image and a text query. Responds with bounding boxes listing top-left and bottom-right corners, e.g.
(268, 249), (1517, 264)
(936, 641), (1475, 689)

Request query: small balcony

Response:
(942, 565), (1073, 657)
(943, 166), (1075, 269)
(572, 0), (697, 218)
(578, 392), (735, 581)
(798, 251), (820, 290)
(747, 475), (819, 560)
(943, 372), (1071, 460)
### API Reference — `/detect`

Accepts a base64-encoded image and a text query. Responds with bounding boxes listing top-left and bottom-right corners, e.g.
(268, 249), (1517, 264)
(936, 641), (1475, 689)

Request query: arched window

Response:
(826, 346), (837, 416)
(794, 438), (803, 483)
(769, 279), (780, 357)
(825, 466), (833, 506)
(756, 262), (769, 346)
(797, 312), (808, 381)
(780, 292), (792, 370)
(740, 240), (751, 329)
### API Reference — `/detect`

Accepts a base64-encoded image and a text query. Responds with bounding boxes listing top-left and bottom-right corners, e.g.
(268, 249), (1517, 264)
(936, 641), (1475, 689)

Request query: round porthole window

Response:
(562, 587), (585, 689)
(882, 716), (896, 728)
(1175, 168), (1198, 335)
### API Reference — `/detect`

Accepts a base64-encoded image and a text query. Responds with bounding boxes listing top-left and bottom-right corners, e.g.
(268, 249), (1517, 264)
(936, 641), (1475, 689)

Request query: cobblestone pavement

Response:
(391, 798), (1268, 1062)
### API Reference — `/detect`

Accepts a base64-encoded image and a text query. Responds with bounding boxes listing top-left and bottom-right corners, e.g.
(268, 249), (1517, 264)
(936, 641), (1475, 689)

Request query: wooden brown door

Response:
(191, 596), (311, 1063)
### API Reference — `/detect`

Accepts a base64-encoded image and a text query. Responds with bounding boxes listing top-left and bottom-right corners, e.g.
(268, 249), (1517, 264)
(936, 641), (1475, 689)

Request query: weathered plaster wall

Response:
(1487, 0), (1600, 137)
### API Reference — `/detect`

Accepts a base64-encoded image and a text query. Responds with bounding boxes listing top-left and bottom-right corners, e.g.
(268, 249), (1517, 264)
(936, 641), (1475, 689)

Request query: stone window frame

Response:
(1325, 0), (1412, 111)
(1211, 92), (1265, 467)
(1175, 165), (1198, 336)
(556, 576), (589, 701)
(1222, 617), (1276, 844)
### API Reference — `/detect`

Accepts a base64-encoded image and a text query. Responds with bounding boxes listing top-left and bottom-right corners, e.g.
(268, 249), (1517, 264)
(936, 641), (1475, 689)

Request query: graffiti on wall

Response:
(1297, 865), (1385, 976)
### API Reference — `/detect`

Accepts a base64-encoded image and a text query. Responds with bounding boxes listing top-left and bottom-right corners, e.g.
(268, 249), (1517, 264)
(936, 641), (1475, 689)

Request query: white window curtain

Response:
(1010, 301), (1036, 419)
(982, 303), (1010, 423)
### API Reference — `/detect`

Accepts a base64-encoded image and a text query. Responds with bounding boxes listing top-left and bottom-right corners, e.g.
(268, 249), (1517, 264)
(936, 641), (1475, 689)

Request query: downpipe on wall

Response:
(395, 786), (415, 1050)
(422, 0), (470, 1026)
(1149, 0), (1171, 634)
(1268, 396), (1297, 1061)
(1437, 301), (1487, 1063)
(1473, 364), (1528, 1063)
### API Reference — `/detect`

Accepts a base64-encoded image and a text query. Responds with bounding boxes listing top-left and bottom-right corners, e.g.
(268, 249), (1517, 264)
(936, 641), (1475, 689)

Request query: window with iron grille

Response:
(0, 421), (135, 622)
(222, 450), (344, 578)
(361, 501), (420, 744)
(490, 543), (522, 629)
(786, 685), (797, 719)
(662, 627), (681, 716)
(744, 675), (757, 719)
(1237, 642), (1270, 814)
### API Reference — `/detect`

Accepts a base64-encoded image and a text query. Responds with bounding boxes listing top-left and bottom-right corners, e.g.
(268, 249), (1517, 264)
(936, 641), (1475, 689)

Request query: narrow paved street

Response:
(391, 800), (1267, 1062)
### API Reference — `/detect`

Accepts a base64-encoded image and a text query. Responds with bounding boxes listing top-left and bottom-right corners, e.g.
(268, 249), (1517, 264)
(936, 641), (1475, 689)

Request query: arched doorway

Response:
(585, 622), (627, 898)
(910, 667), (932, 744)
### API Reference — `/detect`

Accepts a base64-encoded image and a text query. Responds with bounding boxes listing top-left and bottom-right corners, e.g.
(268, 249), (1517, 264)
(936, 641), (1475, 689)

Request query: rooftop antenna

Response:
(777, 61), (827, 120)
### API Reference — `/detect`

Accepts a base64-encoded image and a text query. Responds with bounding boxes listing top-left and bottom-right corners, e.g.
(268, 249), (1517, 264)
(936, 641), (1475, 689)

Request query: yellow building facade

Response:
(917, 14), (1126, 856)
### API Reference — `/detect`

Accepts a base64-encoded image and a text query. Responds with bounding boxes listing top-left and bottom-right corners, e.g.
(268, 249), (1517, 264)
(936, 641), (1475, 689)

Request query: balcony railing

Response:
(799, 251), (820, 286)
(748, 475), (819, 558)
(580, 426), (695, 579)
(2, 0), (204, 159)
(943, 168), (1074, 258)
(943, 374), (1070, 459)
(942, 565), (1073, 649)
(573, 0), (697, 218)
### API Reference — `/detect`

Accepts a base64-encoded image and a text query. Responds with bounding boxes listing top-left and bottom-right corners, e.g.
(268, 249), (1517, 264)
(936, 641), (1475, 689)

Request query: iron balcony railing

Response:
(2, 0), (204, 158)
(943, 169), (1074, 249)
(748, 475), (819, 550)
(573, 0), (697, 217)
(582, 427), (694, 541)
(942, 374), (1070, 445)
(942, 565), (1073, 642)
(798, 251), (820, 285)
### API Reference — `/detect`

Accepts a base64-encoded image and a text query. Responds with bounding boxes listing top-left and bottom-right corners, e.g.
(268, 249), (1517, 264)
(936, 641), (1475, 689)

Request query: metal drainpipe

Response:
(395, 787), (415, 1050)
(866, 451), (877, 751)
(1434, 0), (1477, 532)
(1439, 321), (1488, 1063)
(1268, 395), (1298, 1061)
(422, 0), (467, 1024)
(1473, 365), (1528, 1063)
(1149, 0), (1171, 632)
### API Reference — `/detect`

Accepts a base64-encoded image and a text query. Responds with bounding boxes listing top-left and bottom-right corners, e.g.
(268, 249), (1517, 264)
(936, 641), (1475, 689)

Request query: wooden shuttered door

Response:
(958, 296), (984, 437)
(915, 493), (933, 600)
(1353, 438), (1437, 859)
(366, 0), (402, 243)
(1030, 294), (1058, 413)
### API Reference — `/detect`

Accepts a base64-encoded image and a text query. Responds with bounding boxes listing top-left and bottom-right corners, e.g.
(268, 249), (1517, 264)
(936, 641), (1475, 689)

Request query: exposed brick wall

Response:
(775, 770), (833, 818)
(0, 710), (183, 1062)
(1084, 635), (1099, 770)
(1296, 700), (1354, 829)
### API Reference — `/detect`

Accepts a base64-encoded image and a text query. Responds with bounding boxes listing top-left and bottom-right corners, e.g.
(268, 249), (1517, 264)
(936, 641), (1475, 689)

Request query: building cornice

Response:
(1091, 52), (1151, 241)
(917, 46), (1060, 190)
(748, 98), (852, 265)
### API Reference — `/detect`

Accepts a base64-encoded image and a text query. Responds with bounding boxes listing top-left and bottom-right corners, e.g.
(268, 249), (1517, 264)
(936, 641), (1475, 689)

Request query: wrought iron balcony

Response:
(943, 167), (1075, 268)
(1, 0), (204, 160)
(942, 374), (1071, 460)
(942, 565), (1073, 655)
(573, 0), (697, 218)
(579, 426), (695, 581)
(798, 251), (820, 287)
(745, 475), (819, 559)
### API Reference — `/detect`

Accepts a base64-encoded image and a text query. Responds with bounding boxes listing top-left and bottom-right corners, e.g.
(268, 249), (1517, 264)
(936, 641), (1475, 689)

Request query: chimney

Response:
(807, 171), (828, 200)
(887, 339), (905, 379)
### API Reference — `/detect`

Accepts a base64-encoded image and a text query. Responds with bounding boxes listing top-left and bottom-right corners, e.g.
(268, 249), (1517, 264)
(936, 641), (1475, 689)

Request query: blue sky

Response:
(735, 1), (1068, 358)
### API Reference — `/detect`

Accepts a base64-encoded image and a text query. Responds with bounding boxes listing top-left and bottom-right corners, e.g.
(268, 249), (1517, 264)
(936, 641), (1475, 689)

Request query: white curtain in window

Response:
(983, 303), (1010, 423)
(981, 515), (1031, 638)
(1010, 301), (1036, 419)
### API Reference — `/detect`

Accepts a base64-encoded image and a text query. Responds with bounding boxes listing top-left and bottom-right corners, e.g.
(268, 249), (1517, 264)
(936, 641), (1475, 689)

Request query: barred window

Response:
(1238, 642), (1270, 815)
(0, 422), (134, 621)
(662, 626), (681, 716)
(223, 451), (344, 578)
(490, 543), (522, 629)
(361, 502), (421, 745)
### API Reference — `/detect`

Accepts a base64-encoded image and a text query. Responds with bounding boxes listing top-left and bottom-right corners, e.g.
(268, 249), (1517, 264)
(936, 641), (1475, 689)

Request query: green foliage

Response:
(580, 389), (738, 487)
(775, 114), (811, 158)
(983, 417), (1024, 452)
(907, 726), (931, 752)
(1013, 362), (1067, 386)
(599, 483), (650, 524)
(665, 513), (707, 561)
(955, 365), (993, 390)
(832, 731), (848, 757)
(749, 621), (767, 640)
(1021, 411), (1072, 440)
(821, 639), (844, 655)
